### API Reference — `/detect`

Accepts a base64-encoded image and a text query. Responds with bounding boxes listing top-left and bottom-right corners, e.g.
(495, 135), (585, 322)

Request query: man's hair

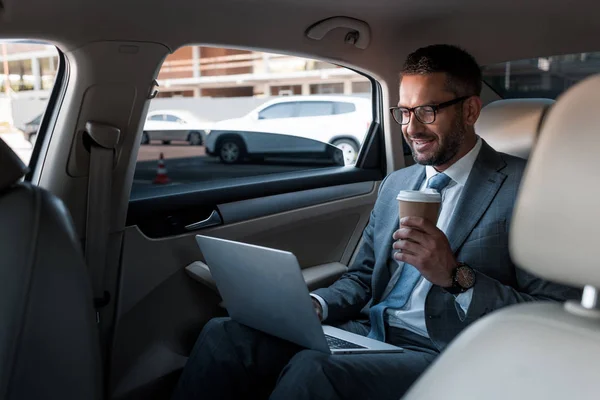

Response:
(401, 44), (482, 97)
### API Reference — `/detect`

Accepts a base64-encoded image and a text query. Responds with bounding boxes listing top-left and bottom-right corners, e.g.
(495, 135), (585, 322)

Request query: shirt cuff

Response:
(453, 288), (474, 322)
(310, 293), (329, 321)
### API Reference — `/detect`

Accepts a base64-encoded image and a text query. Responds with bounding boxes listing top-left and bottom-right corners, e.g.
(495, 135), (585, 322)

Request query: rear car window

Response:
(131, 46), (374, 198)
(483, 52), (600, 99)
(296, 101), (334, 117)
(0, 41), (59, 166)
(336, 102), (356, 114)
(259, 103), (296, 119)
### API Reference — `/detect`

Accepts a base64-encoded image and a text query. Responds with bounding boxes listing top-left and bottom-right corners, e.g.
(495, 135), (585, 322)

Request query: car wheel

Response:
(141, 131), (150, 145)
(332, 139), (359, 165)
(218, 137), (245, 164)
(162, 140), (171, 145)
(188, 131), (203, 146)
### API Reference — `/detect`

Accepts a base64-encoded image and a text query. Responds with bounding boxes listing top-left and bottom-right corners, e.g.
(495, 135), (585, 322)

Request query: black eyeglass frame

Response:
(389, 96), (471, 125)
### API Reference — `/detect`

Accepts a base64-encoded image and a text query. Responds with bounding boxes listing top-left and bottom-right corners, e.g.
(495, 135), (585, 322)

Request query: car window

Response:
(483, 52), (600, 99)
(0, 41), (60, 166)
(258, 103), (296, 119)
(31, 114), (43, 125)
(296, 102), (334, 117)
(335, 102), (356, 115)
(132, 46), (374, 198)
(166, 114), (183, 123)
(149, 114), (164, 121)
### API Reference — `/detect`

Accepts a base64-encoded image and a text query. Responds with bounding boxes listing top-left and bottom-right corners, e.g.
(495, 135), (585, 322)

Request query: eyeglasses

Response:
(389, 96), (471, 125)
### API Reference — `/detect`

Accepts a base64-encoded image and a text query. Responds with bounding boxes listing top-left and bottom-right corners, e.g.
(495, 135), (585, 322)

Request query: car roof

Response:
(6, 0), (600, 78)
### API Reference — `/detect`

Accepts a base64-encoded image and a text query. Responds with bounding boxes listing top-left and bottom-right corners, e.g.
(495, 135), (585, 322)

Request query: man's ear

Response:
(464, 96), (483, 126)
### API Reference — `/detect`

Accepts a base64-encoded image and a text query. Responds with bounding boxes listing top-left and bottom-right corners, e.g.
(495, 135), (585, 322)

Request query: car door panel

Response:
(110, 179), (380, 400)
(127, 167), (381, 238)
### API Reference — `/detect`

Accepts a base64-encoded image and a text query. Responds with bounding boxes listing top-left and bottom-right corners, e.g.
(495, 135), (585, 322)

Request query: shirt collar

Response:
(425, 136), (482, 186)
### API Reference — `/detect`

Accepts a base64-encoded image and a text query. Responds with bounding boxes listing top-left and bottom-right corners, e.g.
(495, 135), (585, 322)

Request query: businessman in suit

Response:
(173, 44), (579, 400)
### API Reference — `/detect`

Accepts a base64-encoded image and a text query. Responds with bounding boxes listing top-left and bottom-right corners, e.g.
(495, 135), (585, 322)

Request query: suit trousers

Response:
(172, 317), (439, 400)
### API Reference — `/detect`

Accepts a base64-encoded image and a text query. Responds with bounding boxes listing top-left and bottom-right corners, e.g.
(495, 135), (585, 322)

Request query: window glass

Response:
(165, 114), (181, 122)
(335, 102), (356, 115)
(296, 102), (334, 117)
(149, 114), (164, 121)
(132, 46), (374, 198)
(483, 52), (600, 99)
(0, 41), (59, 165)
(258, 103), (296, 119)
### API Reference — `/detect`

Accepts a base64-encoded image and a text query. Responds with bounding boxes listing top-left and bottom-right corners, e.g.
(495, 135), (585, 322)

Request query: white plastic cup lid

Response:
(396, 189), (442, 203)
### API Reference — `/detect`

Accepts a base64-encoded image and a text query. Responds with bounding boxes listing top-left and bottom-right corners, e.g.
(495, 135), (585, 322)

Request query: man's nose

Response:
(405, 112), (424, 137)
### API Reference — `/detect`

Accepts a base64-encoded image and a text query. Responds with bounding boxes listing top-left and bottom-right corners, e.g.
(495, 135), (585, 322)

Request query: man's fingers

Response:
(393, 251), (419, 267)
(393, 227), (428, 244)
(392, 239), (420, 255)
(399, 216), (438, 234)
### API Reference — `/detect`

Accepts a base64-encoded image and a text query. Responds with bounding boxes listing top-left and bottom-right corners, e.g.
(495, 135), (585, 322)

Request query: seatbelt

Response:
(84, 122), (121, 318)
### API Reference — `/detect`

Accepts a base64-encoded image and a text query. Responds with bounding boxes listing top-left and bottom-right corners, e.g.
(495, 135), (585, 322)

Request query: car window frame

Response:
(128, 53), (385, 206)
(25, 47), (67, 182)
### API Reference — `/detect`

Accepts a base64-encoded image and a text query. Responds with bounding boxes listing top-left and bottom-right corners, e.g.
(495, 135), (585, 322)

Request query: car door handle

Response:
(185, 210), (222, 231)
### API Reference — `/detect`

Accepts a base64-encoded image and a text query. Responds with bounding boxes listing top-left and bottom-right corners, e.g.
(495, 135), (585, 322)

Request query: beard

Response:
(407, 113), (466, 166)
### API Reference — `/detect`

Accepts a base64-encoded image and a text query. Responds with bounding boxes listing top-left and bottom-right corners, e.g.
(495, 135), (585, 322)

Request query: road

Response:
(132, 141), (324, 195)
(1, 136), (325, 195)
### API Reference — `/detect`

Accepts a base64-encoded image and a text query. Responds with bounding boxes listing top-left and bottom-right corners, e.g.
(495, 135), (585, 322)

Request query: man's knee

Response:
(272, 351), (337, 400)
(281, 350), (332, 380)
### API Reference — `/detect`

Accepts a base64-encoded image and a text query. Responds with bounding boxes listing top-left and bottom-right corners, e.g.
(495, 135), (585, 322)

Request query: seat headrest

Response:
(475, 98), (554, 159)
(0, 138), (27, 192)
(510, 75), (600, 289)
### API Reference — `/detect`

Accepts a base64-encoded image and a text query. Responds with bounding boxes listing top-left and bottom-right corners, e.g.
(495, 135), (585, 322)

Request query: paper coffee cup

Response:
(397, 190), (442, 224)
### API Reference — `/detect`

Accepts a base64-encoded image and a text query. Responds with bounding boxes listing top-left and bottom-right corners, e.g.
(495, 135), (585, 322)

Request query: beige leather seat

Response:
(475, 98), (554, 158)
(402, 77), (600, 399)
(0, 139), (102, 399)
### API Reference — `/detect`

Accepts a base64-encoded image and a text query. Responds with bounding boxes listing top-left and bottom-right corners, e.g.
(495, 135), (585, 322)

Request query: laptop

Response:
(196, 235), (403, 354)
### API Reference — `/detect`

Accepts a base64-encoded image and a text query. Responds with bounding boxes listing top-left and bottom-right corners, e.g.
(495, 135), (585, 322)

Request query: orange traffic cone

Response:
(153, 153), (171, 184)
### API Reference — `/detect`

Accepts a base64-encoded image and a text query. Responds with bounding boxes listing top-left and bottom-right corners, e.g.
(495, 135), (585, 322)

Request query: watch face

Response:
(456, 266), (475, 288)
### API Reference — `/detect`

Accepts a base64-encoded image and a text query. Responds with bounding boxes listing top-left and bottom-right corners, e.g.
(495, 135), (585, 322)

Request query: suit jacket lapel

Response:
(445, 141), (507, 253)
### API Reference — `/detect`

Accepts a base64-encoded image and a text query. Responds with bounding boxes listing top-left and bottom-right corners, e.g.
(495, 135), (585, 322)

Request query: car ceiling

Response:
(2, 0), (599, 77)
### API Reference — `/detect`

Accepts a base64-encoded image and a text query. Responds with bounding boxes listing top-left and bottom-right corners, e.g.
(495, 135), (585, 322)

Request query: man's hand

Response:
(392, 216), (457, 287)
(312, 298), (324, 321)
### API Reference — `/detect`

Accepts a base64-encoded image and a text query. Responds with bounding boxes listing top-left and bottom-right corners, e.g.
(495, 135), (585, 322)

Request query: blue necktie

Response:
(367, 172), (452, 341)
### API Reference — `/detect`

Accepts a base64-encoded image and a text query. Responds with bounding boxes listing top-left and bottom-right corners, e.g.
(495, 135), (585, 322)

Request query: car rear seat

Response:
(475, 98), (554, 158)
(0, 139), (102, 399)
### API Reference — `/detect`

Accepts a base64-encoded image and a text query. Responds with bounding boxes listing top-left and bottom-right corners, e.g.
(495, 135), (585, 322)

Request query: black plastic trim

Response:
(129, 166), (382, 213)
(127, 166), (383, 237)
(25, 49), (67, 181)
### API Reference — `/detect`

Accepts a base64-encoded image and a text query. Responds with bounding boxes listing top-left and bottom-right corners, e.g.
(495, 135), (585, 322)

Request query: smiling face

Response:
(399, 72), (481, 171)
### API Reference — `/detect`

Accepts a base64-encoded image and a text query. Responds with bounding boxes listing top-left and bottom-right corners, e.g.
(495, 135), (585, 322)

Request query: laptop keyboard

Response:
(325, 334), (367, 350)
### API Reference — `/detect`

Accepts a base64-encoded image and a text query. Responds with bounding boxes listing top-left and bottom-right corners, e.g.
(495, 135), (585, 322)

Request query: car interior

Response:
(0, 0), (598, 399)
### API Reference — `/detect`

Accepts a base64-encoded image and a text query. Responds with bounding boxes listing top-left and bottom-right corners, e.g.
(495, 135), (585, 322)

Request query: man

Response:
(173, 44), (579, 400)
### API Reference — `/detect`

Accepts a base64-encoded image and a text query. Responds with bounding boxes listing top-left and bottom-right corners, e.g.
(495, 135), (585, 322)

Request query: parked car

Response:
(142, 109), (211, 145)
(204, 96), (372, 164)
(19, 114), (42, 144)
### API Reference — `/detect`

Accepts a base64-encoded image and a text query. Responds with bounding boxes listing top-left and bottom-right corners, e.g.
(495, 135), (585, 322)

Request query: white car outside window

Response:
(205, 96), (372, 165)
(142, 110), (212, 146)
